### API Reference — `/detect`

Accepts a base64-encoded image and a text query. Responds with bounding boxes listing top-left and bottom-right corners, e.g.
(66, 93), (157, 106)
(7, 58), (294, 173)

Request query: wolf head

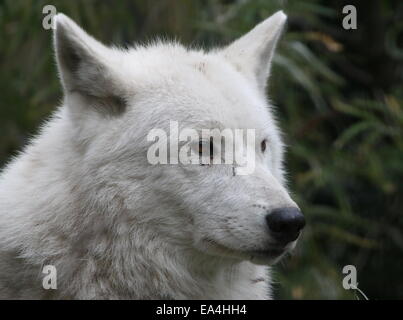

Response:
(53, 11), (304, 266)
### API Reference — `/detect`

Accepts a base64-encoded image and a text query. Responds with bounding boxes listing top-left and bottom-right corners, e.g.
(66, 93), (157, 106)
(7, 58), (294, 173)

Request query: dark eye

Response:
(198, 141), (203, 155)
(198, 138), (214, 162)
(210, 137), (214, 158)
(261, 139), (267, 153)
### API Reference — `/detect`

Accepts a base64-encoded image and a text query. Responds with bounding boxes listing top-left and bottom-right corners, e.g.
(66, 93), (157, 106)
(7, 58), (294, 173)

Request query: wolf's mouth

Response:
(247, 248), (287, 265)
(201, 238), (289, 265)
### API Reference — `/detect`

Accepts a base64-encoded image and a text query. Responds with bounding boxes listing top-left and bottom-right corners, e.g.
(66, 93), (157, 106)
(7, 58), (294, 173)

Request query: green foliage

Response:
(1, 0), (402, 299)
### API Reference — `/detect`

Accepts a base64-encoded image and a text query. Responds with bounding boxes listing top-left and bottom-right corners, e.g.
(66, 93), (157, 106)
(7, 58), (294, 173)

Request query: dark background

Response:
(0, 0), (402, 299)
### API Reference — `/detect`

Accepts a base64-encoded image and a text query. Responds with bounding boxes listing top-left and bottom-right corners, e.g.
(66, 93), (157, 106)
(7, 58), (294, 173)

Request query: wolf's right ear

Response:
(220, 11), (287, 93)
(54, 14), (125, 113)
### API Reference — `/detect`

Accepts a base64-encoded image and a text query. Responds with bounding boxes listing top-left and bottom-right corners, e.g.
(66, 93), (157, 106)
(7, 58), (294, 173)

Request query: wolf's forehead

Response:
(185, 58), (272, 128)
(125, 45), (272, 130)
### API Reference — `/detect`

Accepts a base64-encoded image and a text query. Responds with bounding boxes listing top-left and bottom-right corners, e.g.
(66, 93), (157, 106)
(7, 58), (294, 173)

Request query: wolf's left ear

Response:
(221, 11), (287, 92)
(54, 14), (126, 113)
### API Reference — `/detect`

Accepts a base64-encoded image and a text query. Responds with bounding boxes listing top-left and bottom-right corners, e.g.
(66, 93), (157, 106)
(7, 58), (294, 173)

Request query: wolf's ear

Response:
(54, 14), (125, 113)
(221, 11), (287, 92)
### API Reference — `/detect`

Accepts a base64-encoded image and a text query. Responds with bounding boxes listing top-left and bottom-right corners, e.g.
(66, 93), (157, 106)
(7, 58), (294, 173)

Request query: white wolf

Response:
(0, 11), (305, 299)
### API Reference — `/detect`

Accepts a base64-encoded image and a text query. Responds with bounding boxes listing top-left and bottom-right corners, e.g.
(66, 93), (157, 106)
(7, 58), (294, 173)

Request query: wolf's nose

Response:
(266, 207), (305, 244)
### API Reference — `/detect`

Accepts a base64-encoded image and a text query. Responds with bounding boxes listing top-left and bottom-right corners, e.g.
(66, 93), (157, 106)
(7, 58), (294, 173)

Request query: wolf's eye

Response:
(198, 138), (214, 161)
(261, 139), (267, 153)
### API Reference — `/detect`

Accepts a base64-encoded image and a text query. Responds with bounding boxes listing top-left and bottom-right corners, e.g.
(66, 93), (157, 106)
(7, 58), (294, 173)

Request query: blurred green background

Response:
(1, 0), (402, 299)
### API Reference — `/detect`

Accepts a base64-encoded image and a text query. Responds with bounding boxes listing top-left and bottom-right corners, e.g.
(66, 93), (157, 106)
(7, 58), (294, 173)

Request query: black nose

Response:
(266, 207), (305, 244)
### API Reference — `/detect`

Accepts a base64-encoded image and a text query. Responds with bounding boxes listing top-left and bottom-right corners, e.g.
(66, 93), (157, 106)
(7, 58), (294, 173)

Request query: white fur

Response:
(0, 11), (299, 299)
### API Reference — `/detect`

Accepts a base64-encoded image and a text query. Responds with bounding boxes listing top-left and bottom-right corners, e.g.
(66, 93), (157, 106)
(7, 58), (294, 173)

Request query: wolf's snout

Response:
(266, 207), (306, 244)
